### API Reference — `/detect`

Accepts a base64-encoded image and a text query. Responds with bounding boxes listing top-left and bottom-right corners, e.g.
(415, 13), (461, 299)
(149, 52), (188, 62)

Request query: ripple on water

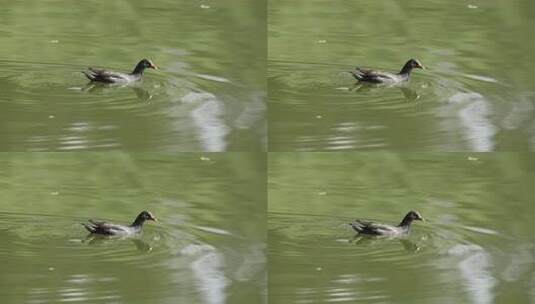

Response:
(1, 58), (255, 151)
(0, 212), (173, 261)
(0, 211), (232, 303)
(269, 58), (518, 151)
(269, 212), (507, 303)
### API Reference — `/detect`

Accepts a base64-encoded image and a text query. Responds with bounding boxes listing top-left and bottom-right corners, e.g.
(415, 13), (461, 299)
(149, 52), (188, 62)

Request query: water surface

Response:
(268, 0), (535, 151)
(268, 153), (535, 303)
(0, 0), (266, 151)
(0, 153), (266, 304)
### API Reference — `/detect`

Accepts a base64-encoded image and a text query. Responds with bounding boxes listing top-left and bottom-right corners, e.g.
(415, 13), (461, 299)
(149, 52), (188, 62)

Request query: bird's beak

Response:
(419, 64), (426, 70)
(420, 217), (426, 222)
(151, 64), (158, 70)
(151, 217), (158, 222)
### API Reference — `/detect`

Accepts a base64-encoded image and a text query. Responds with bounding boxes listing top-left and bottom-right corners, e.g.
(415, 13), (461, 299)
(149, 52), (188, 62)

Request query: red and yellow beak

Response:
(148, 60), (158, 70)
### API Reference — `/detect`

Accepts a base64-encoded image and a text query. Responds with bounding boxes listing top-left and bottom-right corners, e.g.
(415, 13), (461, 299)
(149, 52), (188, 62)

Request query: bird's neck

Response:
(132, 63), (145, 75)
(398, 62), (413, 76)
(131, 217), (145, 227)
(398, 216), (413, 228)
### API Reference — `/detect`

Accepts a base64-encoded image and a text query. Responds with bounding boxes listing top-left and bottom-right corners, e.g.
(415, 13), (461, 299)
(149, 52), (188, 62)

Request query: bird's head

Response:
(140, 58), (158, 70)
(140, 210), (157, 221)
(406, 210), (425, 221)
(407, 58), (425, 70)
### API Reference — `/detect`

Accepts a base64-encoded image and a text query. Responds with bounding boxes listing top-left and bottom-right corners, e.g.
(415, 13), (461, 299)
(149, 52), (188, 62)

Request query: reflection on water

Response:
(448, 244), (496, 304)
(182, 244), (229, 304)
(350, 83), (420, 101)
(351, 235), (421, 253)
(182, 92), (230, 152)
(268, 153), (535, 303)
(82, 234), (153, 253)
(81, 83), (153, 103)
(438, 92), (497, 151)
(269, 58), (515, 151)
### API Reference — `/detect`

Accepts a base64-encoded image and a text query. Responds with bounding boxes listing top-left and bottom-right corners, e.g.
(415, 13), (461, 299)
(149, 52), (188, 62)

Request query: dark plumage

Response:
(350, 59), (425, 84)
(82, 59), (158, 83)
(349, 211), (424, 236)
(82, 211), (157, 236)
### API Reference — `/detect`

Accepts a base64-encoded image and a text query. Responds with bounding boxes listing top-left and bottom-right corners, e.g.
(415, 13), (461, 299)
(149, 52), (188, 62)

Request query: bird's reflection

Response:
(83, 234), (153, 253)
(83, 82), (152, 102)
(399, 238), (420, 252)
(351, 83), (420, 101)
(350, 234), (420, 253)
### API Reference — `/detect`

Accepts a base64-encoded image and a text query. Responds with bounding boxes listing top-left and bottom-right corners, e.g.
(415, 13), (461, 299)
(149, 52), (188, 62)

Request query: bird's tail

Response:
(348, 70), (363, 81)
(82, 70), (96, 81)
(81, 222), (96, 233)
(349, 222), (363, 233)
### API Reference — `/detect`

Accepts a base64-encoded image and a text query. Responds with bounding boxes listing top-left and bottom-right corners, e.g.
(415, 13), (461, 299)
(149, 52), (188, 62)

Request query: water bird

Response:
(349, 59), (425, 84)
(82, 59), (158, 84)
(82, 211), (157, 236)
(349, 211), (424, 236)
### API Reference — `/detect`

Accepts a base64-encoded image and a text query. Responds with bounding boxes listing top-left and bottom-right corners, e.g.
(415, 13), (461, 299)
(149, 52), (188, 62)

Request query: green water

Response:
(2, 0), (535, 303)
(0, 153), (266, 304)
(268, 0), (535, 151)
(268, 153), (535, 304)
(0, 0), (266, 151)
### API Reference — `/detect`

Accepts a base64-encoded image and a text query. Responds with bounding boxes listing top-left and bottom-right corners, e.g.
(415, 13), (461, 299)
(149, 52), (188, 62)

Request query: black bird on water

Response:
(83, 59), (158, 84)
(82, 211), (157, 236)
(349, 211), (424, 236)
(350, 59), (425, 84)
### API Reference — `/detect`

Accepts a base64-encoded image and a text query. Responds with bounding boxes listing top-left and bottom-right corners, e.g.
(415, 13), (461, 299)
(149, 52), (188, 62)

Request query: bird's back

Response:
(82, 220), (134, 235)
(350, 219), (405, 236)
(83, 68), (133, 83)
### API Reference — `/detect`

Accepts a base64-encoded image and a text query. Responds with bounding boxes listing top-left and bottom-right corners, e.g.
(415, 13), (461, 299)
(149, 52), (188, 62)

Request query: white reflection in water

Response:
(182, 92), (229, 152)
(440, 92), (497, 151)
(193, 225), (233, 236)
(463, 74), (498, 83)
(449, 244), (496, 304)
(326, 287), (358, 302)
(234, 92), (266, 148)
(234, 244), (266, 283)
(27, 274), (122, 303)
(233, 93), (265, 130)
(501, 93), (534, 130)
(55, 122), (120, 150)
(196, 74), (231, 83)
(502, 244), (534, 282)
(182, 244), (229, 304)
(460, 225), (499, 236)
